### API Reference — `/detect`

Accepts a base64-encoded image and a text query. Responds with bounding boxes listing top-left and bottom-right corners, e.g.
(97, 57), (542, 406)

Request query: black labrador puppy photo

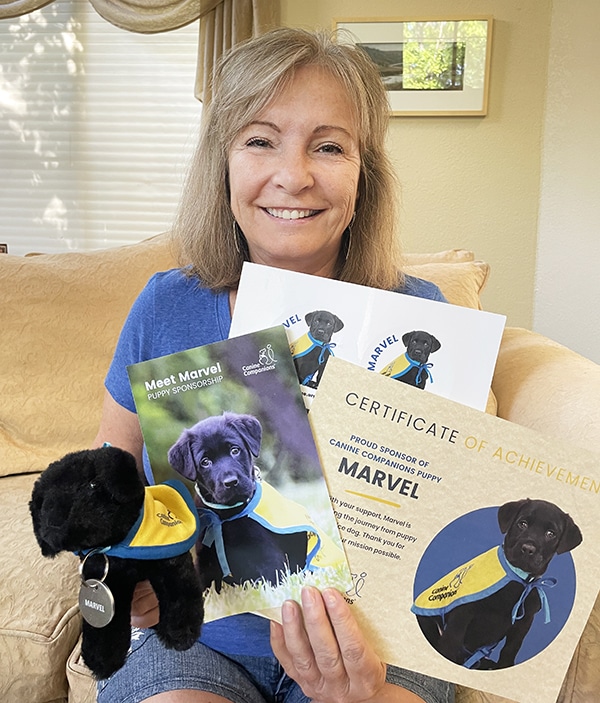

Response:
(413, 498), (582, 669)
(289, 309), (344, 388)
(168, 412), (308, 592)
(380, 330), (441, 389)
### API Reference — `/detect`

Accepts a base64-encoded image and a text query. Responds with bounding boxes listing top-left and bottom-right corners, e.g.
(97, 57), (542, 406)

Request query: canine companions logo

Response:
(157, 510), (183, 528)
(242, 344), (277, 377)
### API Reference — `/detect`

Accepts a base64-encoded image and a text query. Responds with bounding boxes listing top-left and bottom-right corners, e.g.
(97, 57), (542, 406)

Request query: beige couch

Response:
(1, 234), (599, 703)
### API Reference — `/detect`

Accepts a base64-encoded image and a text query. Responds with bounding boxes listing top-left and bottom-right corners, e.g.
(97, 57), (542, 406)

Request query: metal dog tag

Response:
(79, 579), (115, 628)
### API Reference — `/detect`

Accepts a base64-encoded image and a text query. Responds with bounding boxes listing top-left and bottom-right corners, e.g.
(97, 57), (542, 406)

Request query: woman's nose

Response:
(272, 150), (314, 194)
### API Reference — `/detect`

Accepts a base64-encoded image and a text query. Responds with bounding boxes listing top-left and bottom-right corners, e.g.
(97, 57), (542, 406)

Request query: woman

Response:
(95, 27), (452, 703)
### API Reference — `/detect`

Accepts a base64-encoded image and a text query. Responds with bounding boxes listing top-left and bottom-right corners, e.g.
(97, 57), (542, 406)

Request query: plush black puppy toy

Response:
(29, 445), (204, 680)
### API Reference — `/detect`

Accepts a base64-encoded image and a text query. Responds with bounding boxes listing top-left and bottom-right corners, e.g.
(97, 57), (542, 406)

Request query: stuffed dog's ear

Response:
(429, 335), (442, 353)
(305, 311), (315, 327)
(168, 431), (197, 481)
(557, 513), (583, 554)
(29, 480), (59, 557)
(498, 499), (530, 534)
(98, 447), (144, 504)
(228, 413), (262, 457)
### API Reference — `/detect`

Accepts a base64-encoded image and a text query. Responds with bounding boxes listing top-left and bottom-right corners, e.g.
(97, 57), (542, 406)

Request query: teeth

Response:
(265, 208), (316, 220)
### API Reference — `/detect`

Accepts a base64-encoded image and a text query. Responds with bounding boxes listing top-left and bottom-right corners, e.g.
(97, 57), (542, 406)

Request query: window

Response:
(0, 2), (200, 255)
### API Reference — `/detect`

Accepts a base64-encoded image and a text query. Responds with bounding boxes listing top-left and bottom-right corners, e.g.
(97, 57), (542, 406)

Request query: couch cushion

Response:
(404, 260), (490, 310)
(0, 235), (488, 478)
(403, 248), (475, 265)
(0, 234), (178, 477)
(0, 472), (82, 703)
(67, 637), (96, 703)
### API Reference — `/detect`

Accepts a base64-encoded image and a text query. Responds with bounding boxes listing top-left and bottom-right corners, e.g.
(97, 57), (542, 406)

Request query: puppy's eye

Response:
(546, 530), (557, 539)
(200, 457), (212, 468)
(517, 519), (528, 529)
(230, 446), (241, 457)
(89, 481), (97, 490)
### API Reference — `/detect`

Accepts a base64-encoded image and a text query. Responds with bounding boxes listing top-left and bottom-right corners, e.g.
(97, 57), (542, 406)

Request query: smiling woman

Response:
(0, 2), (200, 255)
(93, 26), (453, 703)
(228, 64), (361, 278)
(176, 27), (403, 292)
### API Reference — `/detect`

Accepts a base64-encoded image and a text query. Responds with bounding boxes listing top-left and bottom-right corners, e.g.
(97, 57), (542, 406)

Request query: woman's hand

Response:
(270, 586), (389, 703)
(130, 580), (160, 628)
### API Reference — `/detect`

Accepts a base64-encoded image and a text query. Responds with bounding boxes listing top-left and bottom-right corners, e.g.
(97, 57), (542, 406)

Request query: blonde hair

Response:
(176, 27), (402, 290)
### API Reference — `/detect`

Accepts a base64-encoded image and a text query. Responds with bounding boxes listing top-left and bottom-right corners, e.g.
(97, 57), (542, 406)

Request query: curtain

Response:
(0, 0), (280, 101)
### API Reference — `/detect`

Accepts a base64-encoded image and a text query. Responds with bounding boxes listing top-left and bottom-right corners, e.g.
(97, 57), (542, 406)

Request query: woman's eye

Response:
(318, 142), (343, 154)
(246, 137), (271, 148)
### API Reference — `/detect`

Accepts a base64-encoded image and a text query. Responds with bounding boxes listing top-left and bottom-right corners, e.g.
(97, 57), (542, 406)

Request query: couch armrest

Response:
(492, 327), (600, 455)
(460, 330), (600, 703)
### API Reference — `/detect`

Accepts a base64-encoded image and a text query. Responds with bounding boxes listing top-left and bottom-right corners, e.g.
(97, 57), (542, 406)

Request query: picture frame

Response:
(334, 17), (493, 116)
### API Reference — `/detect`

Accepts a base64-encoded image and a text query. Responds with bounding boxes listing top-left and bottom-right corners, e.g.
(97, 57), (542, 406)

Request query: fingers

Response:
(271, 586), (386, 703)
(299, 587), (348, 683)
(271, 588), (345, 700)
(321, 588), (373, 674)
(130, 580), (160, 628)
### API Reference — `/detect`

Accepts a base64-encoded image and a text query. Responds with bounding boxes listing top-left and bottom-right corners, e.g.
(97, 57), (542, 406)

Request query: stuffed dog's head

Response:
(305, 310), (344, 344)
(30, 447), (143, 558)
(498, 498), (582, 577)
(168, 412), (261, 510)
(402, 331), (441, 363)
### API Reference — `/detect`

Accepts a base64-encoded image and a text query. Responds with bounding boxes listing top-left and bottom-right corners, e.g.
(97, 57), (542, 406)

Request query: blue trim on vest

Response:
(392, 354), (434, 385)
(197, 482), (322, 580)
(412, 546), (557, 669)
(291, 333), (337, 385)
(78, 480), (199, 561)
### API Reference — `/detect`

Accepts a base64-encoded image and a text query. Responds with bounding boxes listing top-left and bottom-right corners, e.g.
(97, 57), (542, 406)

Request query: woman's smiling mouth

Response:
(264, 208), (320, 220)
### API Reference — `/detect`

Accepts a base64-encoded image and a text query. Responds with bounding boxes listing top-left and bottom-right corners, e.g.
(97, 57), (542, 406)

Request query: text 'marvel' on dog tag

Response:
(79, 579), (115, 628)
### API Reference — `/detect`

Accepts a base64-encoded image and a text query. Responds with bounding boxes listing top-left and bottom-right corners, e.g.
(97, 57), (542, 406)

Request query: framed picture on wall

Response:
(334, 17), (493, 116)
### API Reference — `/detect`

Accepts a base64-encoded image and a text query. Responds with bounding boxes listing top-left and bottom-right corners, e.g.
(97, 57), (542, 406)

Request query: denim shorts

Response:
(97, 628), (454, 703)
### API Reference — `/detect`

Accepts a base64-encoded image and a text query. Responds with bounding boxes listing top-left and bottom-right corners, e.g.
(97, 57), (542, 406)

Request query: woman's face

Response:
(228, 64), (361, 278)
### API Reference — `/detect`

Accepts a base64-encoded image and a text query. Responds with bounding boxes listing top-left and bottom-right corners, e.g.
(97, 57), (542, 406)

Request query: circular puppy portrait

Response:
(411, 502), (579, 669)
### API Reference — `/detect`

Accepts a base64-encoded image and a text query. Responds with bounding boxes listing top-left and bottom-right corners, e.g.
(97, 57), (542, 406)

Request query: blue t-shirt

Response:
(105, 267), (447, 656)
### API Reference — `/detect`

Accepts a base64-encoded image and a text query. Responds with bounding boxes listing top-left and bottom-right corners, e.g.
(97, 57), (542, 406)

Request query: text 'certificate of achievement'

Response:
(309, 357), (600, 703)
(127, 327), (352, 622)
(230, 262), (505, 411)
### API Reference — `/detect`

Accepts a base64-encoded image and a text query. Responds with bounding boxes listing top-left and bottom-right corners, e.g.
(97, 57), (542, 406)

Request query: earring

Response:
(232, 221), (241, 256)
(344, 213), (356, 261)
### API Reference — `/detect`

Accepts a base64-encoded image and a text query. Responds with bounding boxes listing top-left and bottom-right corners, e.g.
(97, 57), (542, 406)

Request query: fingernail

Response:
(282, 599), (296, 623)
(323, 588), (339, 608)
(301, 586), (317, 608)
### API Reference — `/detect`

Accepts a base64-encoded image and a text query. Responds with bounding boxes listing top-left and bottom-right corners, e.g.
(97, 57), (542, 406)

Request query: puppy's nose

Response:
(521, 543), (537, 556)
(223, 477), (239, 489)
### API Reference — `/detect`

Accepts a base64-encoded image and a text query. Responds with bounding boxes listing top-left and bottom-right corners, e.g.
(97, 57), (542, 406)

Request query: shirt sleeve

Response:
(401, 274), (448, 303)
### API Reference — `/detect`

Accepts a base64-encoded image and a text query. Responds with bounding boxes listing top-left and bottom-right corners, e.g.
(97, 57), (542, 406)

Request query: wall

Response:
(281, 0), (553, 330)
(535, 0), (600, 363)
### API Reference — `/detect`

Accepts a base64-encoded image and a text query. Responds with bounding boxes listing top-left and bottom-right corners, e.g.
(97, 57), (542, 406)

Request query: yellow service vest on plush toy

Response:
(100, 481), (199, 560)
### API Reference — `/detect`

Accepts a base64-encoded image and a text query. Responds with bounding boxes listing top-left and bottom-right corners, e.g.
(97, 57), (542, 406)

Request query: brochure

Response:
(229, 262), (506, 411)
(308, 357), (600, 703)
(127, 326), (352, 622)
